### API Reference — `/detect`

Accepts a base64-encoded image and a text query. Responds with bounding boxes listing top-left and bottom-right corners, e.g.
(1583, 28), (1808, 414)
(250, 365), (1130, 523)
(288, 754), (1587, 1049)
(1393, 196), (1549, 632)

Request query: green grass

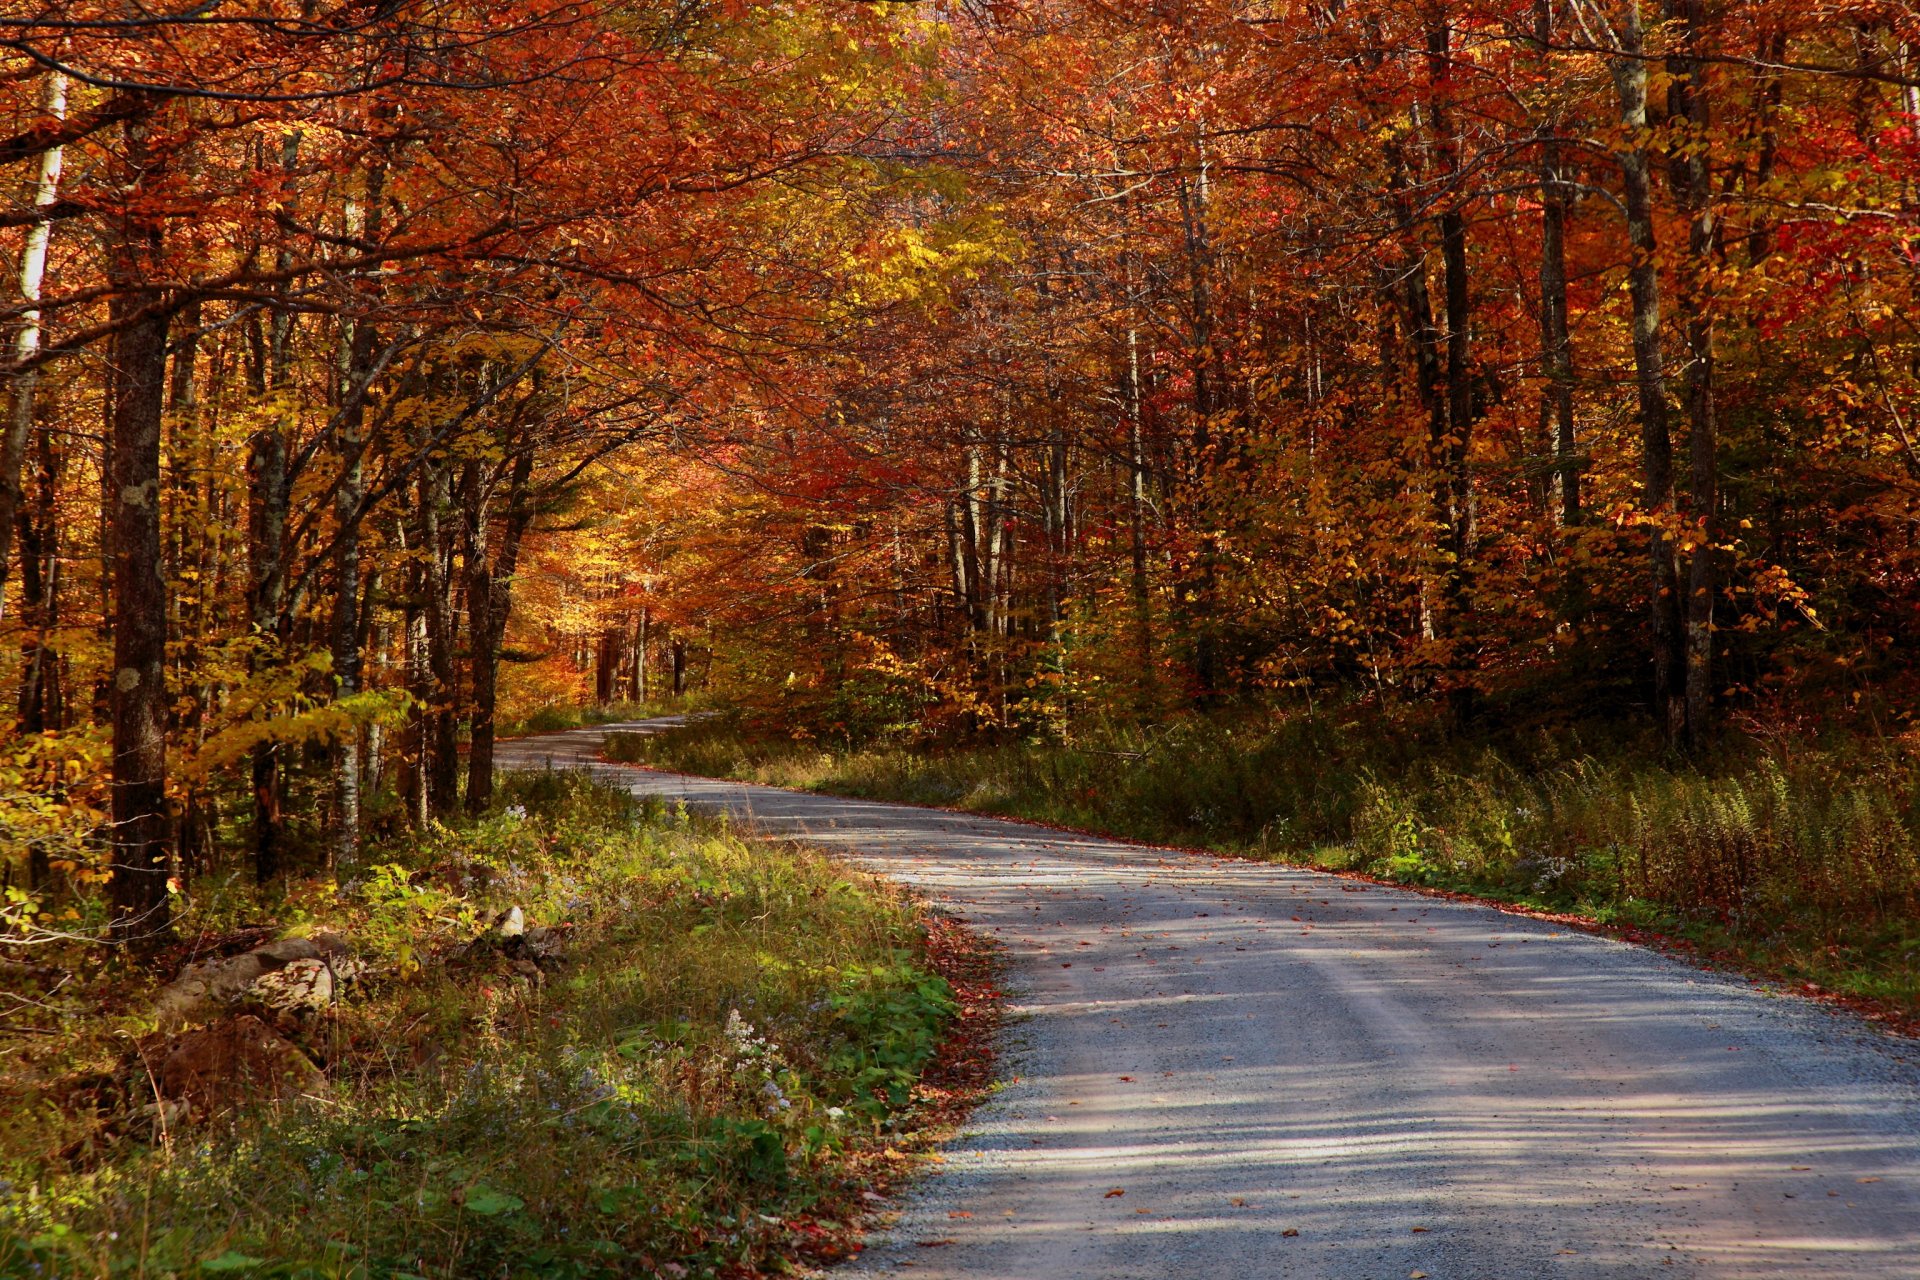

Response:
(620, 712), (1920, 1014)
(497, 694), (705, 739)
(0, 772), (956, 1279)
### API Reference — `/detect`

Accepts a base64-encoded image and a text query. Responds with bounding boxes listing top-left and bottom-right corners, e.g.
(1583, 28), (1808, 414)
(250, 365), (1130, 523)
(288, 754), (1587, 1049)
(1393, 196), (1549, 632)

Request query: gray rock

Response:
(153, 933), (355, 1031)
(248, 956), (333, 1024)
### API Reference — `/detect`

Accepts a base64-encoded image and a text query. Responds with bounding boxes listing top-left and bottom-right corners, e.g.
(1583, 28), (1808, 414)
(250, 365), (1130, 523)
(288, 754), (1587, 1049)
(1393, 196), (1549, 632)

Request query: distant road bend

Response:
(499, 721), (1920, 1280)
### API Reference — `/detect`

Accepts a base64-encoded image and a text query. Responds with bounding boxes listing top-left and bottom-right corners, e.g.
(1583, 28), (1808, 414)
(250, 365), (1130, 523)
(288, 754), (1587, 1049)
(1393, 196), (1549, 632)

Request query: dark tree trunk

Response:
(247, 134), (300, 881)
(1426, 18), (1478, 720)
(398, 515), (429, 828)
(247, 368), (292, 880)
(1666, 0), (1718, 745)
(422, 455), (460, 815)
(17, 417), (62, 732)
(105, 156), (174, 945)
(465, 447), (533, 816)
(671, 638), (687, 697)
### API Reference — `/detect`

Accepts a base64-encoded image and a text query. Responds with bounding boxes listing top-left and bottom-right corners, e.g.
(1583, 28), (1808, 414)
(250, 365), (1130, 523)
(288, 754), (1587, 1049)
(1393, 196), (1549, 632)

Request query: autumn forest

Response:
(3, 0), (1920, 952)
(10, 0), (1920, 1272)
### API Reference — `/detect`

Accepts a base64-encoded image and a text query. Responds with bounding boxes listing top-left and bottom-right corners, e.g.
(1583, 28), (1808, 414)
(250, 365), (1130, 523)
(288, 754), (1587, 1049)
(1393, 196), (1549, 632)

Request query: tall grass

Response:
(627, 713), (1920, 1008)
(1, 772), (955, 1279)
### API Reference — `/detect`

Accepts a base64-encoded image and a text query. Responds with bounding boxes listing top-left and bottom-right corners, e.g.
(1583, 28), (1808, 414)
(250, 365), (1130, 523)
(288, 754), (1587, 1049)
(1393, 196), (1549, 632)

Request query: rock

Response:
(142, 1015), (326, 1117)
(248, 957), (334, 1029)
(153, 933), (356, 1031)
(493, 906), (526, 938)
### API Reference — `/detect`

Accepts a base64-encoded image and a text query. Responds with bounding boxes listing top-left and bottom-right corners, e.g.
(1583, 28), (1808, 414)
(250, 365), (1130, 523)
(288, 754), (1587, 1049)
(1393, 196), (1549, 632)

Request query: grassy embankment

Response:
(496, 693), (706, 739)
(615, 711), (1920, 1019)
(1, 771), (978, 1279)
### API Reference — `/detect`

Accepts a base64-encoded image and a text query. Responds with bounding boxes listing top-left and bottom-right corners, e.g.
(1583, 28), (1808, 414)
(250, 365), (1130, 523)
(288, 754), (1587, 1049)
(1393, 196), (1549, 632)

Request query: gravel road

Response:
(498, 722), (1920, 1279)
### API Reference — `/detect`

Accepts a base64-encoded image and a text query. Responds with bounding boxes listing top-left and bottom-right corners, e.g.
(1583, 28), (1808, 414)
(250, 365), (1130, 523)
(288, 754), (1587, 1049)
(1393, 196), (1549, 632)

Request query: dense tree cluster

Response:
(669, 1), (1920, 748)
(0, 0), (930, 940)
(6, 0), (1920, 941)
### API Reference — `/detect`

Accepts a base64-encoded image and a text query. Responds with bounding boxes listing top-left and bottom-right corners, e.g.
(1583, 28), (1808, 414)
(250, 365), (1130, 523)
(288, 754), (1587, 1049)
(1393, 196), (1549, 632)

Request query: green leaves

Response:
(461, 1185), (527, 1217)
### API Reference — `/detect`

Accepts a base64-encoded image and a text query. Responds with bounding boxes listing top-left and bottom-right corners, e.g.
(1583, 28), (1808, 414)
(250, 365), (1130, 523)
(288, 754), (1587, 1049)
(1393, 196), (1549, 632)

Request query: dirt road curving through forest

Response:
(499, 722), (1920, 1279)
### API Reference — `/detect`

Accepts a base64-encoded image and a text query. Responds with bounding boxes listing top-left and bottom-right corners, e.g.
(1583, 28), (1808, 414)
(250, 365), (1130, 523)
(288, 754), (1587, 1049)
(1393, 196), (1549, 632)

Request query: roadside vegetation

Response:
(0, 772), (965, 1279)
(495, 693), (708, 741)
(620, 708), (1920, 1019)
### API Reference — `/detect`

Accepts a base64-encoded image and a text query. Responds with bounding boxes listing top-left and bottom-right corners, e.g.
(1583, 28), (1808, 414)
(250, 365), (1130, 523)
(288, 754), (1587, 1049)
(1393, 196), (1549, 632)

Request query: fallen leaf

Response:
(1411, 1226), (1429, 1233)
(915, 1239), (955, 1248)
(1282, 1228), (1300, 1238)
(1412, 1272), (1429, 1278)
(1229, 1197), (1247, 1207)
(1858, 1177), (1882, 1184)
(1104, 1188), (1125, 1198)
(948, 1211), (973, 1219)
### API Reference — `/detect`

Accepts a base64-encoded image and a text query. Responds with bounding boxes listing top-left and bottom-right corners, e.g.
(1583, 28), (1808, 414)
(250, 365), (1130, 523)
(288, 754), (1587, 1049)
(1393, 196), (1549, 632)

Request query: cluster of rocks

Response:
(119, 907), (570, 1128)
(133, 932), (363, 1123)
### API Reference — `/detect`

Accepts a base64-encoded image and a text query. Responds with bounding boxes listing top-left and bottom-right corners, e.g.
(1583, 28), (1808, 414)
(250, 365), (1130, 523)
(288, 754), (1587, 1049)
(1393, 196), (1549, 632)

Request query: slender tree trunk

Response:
(1598, 0), (1685, 736)
(1125, 320), (1156, 707)
(422, 455), (459, 815)
(328, 166), (386, 865)
(248, 131), (299, 881)
(1424, 18), (1479, 720)
(671, 638), (687, 697)
(17, 421), (62, 731)
(1535, 1), (1580, 525)
(0, 72), (67, 614)
(466, 447), (533, 815)
(629, 606), (648, 703)
(399, 519), (429, 828)
(106, 117), (174, 945)
(1667, 0), (1718, 744)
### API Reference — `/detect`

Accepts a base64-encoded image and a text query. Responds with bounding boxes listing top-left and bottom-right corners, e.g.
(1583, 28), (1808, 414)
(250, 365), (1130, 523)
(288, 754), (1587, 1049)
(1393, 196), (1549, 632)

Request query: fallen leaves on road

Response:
(1105, 1188), (1125, 1198)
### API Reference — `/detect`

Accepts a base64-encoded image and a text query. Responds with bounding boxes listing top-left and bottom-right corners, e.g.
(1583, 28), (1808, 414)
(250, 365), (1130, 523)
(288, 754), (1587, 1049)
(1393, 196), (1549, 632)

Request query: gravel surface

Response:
(500, 722), (1920, 1279)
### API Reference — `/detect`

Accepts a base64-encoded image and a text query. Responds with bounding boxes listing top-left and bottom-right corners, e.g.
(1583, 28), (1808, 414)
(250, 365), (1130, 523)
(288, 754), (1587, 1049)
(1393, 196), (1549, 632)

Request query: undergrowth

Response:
(0, 772), (956, 1279)
(619, 711), (1920, 1013)
(496, 693), (706, 739)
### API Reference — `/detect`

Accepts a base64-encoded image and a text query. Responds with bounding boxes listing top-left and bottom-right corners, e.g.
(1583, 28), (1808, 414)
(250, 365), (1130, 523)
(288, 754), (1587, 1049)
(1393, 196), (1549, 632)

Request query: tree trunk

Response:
(466, 447), (533, 816)
(1426, 18), (1478, 718)
(17, 418), (62, 731)
(1601, 1), (1685, 737)
(629, 607), (648, 702)
(105, 118), (174, 945)
(1535, 0), (1579, 525)
(0, 72), (67, 614)
(671, 638), (687, 697)
(421, 455), (460, 815)
(328, 166), (386, 865)
(248, 131), (299, 882)
(399, 518), (429, 828)
(1125, 320), (1156, 708)
(1666, 0), (1718, 744)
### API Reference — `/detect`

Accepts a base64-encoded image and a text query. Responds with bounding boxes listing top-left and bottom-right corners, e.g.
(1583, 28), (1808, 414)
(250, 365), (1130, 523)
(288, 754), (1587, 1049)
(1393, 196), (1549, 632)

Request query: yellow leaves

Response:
(184, 688), (414, 784)
(845, 215), (1020, 312)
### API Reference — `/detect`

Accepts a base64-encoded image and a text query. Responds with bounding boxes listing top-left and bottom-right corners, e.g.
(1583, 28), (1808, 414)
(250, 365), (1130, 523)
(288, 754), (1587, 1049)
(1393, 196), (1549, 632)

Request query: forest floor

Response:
(0, 769), (992, 1279)
(515, 717), (1920, 1279)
